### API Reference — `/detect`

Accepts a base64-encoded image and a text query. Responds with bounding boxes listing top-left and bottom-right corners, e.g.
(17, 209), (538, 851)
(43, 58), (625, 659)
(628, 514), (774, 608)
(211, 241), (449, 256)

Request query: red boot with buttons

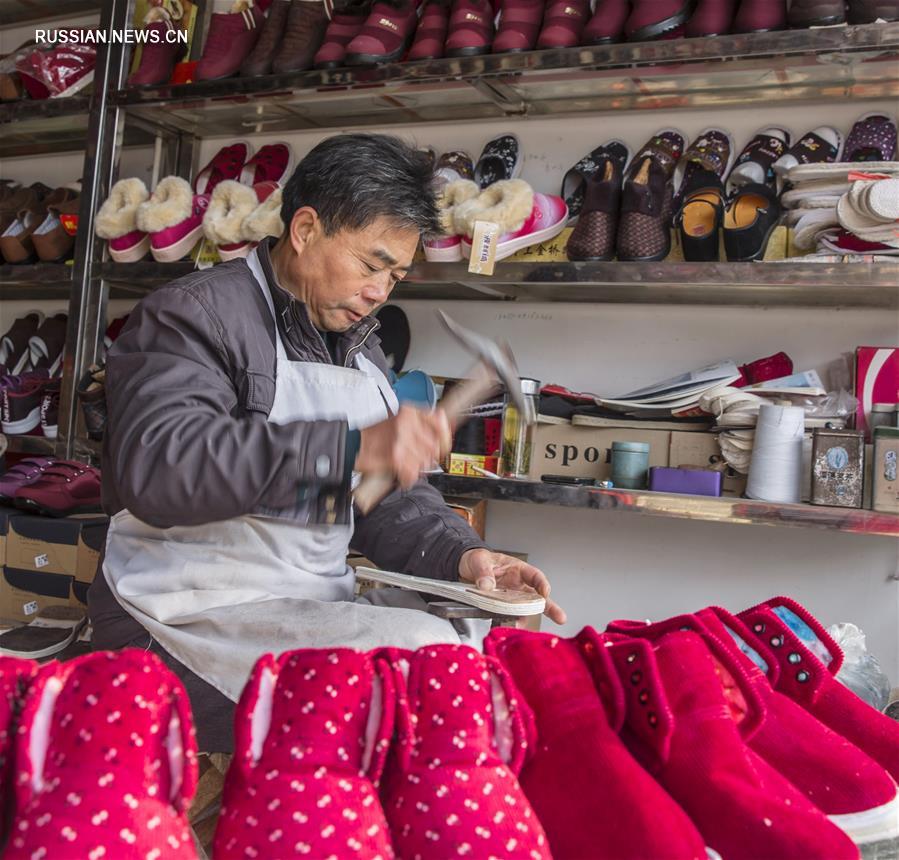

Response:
(6, 650), (198, 860)
(213, 648), (397, 859)
(485, 627), (709, 860)
(378, 644), (551, 860)
(739, 596), (899, 784)
(594, 629), (861, 860)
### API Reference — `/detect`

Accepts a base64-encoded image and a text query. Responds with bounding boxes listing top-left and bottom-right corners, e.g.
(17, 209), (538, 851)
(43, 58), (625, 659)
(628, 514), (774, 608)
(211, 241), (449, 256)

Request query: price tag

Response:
(23, 601), (38, 616)
(34, 554), (49, 569)
(468, 220), (499, 276)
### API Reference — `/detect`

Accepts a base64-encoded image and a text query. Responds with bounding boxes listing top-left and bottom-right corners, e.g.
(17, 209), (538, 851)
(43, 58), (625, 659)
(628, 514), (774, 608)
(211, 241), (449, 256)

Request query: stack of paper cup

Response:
(746, 404), (805, 503)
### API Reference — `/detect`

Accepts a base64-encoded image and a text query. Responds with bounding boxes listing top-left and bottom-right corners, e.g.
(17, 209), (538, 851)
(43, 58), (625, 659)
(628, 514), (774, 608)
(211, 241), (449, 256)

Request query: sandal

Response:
(723, 183), (781, 261)
(727, 127), (790, 192)
(240, 141), (293, 185)
(842, 112), (898, 163)
(561, 139), (629, 219)
(474, 133), (522, 188)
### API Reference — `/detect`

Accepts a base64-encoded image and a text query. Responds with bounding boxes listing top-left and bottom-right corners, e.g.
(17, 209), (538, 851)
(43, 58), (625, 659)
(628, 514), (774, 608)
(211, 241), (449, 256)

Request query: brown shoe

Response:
(0, 184), (49, 236)
(241, 0), (291, 76)
(31, 189), (80, 263)
(271, 0), (329, 74)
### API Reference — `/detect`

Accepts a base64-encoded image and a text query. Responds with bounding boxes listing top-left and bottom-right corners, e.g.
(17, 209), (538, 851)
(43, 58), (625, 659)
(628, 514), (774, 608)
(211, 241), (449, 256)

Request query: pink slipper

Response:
(213, 648), (397, 859)
(6, 650), (198, 860)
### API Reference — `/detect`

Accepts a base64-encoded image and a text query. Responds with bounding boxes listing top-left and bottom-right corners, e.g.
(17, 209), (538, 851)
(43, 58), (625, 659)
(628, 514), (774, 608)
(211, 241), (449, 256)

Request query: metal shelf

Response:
(0, 264), (75, 300)
(111, 24), (899, 134)
(98, 260), (899, 307)
(3, 436), (57, 456)
(428, 474), (899, 538)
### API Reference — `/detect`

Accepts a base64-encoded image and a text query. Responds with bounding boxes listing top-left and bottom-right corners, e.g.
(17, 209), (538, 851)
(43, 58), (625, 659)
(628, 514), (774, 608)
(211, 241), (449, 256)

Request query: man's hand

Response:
(356, 405), (453, 489)
(458, 548), (567, 626)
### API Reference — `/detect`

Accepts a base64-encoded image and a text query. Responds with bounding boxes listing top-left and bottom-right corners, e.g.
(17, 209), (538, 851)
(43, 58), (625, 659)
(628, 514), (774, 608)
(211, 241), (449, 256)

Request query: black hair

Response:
(280, 133), (440, 237)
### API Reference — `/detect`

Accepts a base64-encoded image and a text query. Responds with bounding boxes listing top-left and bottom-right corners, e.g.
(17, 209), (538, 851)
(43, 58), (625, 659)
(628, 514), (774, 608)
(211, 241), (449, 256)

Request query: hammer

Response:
(354, 310), (525, 514)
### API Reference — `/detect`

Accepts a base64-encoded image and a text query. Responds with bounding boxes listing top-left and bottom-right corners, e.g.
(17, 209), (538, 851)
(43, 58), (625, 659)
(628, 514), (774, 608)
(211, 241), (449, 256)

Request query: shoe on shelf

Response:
(95, 177), (151, 263)
(616, 129), (684, 262)
(32, 196), (81, 263)
(240, 141), (294, 184)
(39, 378), (60, 439)
(537, 0), (590, 48)
(685, 0), (735, 36)
(492, 0), (544, 52)
(127, 16), (186, 86)
(786, 0), (845, 26)
(241, 186), (285, 243)
(271, 0), (330, 74)
(848, 0), (899, 21)
(204, 179), (281, 260)
(195, 2), (265, 81)
(723, 183), (781, 261)
(408, 0), (452, 60)
(0, 184), (50, 238)
(582, 0), (629, 44)
(562, 139), (630, 219)
(444, 0), (495, 57)
(624, 0), (697, 40)
(345, 0), (422, 65)
(435, 150), (475, 184)
(241, 0), (291, 76)
(772, 126), (842, 177)
(727, 127), (790, 191)
(566, 144), (630, 261)
(0, 312), (44, 376)
(422, 178), (479, 261)
(732, 0), (785, 30)
(474, 132), (522, 188)
(76, 364), (107, 442)
(842, 113), (897, 163)
(314, 0), (373, 67)
(0, 457), (56, 503)
(137, 176), (210, 262)
(194, 141), (253, 195)
(0, 606), (86, 660)
(29, 312), (68, 375)
(0, 209), (42, 264)
(1, 372), (51, 437)
(14, 460), (102, 516)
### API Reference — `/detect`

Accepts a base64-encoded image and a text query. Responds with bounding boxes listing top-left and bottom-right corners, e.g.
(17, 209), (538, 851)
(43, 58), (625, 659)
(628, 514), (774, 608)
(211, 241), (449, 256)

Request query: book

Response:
(572, 415), (713, 432)
(354, 567), (545, 617)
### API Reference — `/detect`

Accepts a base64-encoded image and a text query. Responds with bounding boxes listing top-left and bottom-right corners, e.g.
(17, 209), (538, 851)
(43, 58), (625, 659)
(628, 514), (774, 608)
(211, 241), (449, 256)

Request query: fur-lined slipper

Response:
(95, 178), (149, 239)
(135, 176), (194, 233)
(203, 180), (259, 245)
(436, 179), (480, 235)
(452, 178), (534, 239)
(242, 187), (284, 242)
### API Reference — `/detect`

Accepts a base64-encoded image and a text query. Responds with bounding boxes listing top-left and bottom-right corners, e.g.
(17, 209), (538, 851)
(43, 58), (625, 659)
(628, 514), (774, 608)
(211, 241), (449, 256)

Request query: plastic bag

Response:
(829, 622), (892, 712)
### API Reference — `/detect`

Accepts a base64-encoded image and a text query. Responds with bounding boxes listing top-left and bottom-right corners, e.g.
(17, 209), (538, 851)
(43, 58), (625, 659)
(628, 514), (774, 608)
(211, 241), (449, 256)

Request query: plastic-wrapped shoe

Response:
(485, 628), (709, 860)
(739, 596), (899, 783)
(213, 648), (396, 859)
(378, 644), (552, 859)
(5, 650), (198, 860)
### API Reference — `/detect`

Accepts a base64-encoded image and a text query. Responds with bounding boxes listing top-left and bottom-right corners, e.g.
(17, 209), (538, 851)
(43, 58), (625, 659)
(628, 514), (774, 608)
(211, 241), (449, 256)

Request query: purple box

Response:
(648, 467), (723, 497)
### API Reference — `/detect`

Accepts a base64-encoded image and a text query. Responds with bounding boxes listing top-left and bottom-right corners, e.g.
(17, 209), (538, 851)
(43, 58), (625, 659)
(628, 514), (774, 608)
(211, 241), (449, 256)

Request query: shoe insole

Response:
(683, 192), (720, 237)
(725, 193), (767, 229)
(634, 157), (651, 185)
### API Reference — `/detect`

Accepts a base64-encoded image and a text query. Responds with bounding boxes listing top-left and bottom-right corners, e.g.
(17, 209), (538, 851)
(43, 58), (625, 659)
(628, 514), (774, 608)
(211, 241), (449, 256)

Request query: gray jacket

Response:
(88, 240), (485, 648)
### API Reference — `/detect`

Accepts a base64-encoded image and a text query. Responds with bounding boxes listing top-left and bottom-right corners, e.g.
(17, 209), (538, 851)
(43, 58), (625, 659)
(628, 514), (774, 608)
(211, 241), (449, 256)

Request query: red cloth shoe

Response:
(379, 644), (551, 860)
(345, 0), (421, 65)
(195, 5), (264, 80)
(739, 596), (899, 785)
(5, 650), (198, 860)
(0, 658), (37, 843)
(213, 648), (396, 859)
(537, 0), (589, 47)
(608, 609), (899, 847)
(485, 628), (709, 860)
(624, 0), (696, 39)
(583, 0), (629, 43)
(408, 0), (452, 59)
(14, 460), (102, 516)
(315, 0), (373, 66)
(598, 629), (861, 860)
(445, 0), (495, 56)
(492, 0), (543, 51)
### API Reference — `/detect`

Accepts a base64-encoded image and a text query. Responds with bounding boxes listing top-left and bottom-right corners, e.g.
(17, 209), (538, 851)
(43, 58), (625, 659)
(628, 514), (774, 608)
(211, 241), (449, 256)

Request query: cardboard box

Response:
(529, 424), (670, 481)
(855, 347), (899, 440)
(0, 506), (16, 569)
(669, 432), (722, 469)
(872, 427), (899, 514)
(444, 497), (487, 539)
(1, 514), (108, 623)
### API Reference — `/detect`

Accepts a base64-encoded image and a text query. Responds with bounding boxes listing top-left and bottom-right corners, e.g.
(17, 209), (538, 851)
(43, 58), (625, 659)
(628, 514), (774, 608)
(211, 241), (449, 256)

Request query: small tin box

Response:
(810, 429), (864, 508)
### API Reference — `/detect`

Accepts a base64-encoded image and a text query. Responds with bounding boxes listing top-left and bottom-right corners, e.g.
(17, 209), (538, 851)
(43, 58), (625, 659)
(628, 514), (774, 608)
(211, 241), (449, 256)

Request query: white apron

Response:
(103, 248), (467, 702)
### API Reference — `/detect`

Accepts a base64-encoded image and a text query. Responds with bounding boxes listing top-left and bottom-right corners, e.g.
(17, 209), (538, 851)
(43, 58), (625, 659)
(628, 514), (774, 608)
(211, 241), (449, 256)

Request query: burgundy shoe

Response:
(195, 5), (264, 81)
(15, 461), (102, 517)
(1, 373), (51, 437)
(29, 312), (68, 375)
(583, 0), (629, 44)
(408, 0), (451, 59)
(0, 312), (42, 377)
(685, 0), (735, 36)
(625, 0), (696, 39)
(345, 0), (421, 64)
(241, 0), (291, 76)
(444, 0), (495, 55)
(537, 0), (589, 48)
(314, 0), (372, 66)
(493, 0), (543, 51)
(194, 142), (252, 195)
(240, 142), (294, 184)
(272, 0), (330, 74)
(39, 379), (60, 440)
(732, 0), (785, 30)
(0, 458), (56, 504)
(127, 20), (185, 86)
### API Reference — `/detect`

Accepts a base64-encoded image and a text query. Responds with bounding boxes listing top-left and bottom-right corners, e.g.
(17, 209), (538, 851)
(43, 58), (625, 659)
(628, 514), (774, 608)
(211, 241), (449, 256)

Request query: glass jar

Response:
(500, 378), (540, 479)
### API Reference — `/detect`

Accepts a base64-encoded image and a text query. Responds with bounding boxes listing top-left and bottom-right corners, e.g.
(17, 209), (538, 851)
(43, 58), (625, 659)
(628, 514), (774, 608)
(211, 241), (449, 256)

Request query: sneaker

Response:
(14, 460), (102, 516)
(0, 457), (56, 504)
(485, 628), (709, 860)
(39, 378), (60, 439)
(842, 113), (898, 163)
(7, 651), (197, 860)
(379, 644), (552, 859)
(0, 606), (86, 660)
(608, 609), (899, 847)
(213, 648), (396, 859)
(271, 0), (330, 74)
(727, 127), (790, 191)
(1, 373), (51, 436)
(345, 0), (421, 65)
(739, 596), (899, 784)
(95, 177), (151, 263)
(773, 126), (842, 177)
(0, 311), (43, 376)
(195, 5), (264, 81)
(601, 630), (861, 860)
(313, 0), (372, 67)
(29, 312), (67, 375)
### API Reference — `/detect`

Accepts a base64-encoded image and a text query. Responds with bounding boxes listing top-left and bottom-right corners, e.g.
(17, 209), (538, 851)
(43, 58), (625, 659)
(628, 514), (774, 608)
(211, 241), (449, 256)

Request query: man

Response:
(89, 133), (564, 752)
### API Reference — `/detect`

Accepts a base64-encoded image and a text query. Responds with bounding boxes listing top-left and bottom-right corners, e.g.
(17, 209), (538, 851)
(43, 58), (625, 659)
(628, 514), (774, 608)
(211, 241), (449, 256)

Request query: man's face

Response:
(279, 211), (419, 332)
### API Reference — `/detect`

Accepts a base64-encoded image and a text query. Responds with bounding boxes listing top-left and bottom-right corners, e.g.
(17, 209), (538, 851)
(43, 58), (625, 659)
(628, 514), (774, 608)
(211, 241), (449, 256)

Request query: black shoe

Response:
(674, 168), (725, 262)
(723, 183), (781, 262)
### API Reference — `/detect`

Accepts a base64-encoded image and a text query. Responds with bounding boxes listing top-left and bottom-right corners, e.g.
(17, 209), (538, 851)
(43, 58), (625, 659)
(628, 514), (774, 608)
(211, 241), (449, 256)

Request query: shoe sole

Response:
(628, 0), (696, 41)
(2, 407), (41, 435)
(0, 622), (83, 660)
(724, 218), (780, 261)
(461, 211), (569, 261)
(445, 45), (490, 57)
(150, 223), (204, 263)
(829, 792), (899, 846)
(15, 498), (103, 518)
(108, 234), (151, 263)
(345, 32), (415, 66)
(789, 13), (846, 25)
(423, 243), (464, 262)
